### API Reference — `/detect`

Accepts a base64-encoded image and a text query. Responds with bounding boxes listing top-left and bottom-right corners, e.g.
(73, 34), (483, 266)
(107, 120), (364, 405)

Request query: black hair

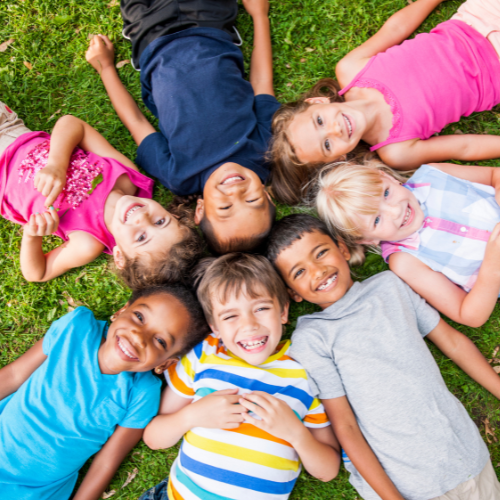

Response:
(130, 284), (210, 357)
(266, 214), (338, 265)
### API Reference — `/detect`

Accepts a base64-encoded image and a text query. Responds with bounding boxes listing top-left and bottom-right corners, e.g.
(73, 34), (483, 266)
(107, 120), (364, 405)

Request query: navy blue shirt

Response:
(136, 27), (281, 196)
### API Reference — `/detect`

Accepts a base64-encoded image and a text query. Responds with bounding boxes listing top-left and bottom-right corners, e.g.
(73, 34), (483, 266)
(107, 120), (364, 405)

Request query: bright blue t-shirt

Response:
(136, 27), (281, 195)
(0, 307), (161, 500)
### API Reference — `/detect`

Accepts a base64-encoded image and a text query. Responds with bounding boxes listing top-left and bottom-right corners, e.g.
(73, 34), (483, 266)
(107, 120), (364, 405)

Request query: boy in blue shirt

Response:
(86, 0), (279, 254)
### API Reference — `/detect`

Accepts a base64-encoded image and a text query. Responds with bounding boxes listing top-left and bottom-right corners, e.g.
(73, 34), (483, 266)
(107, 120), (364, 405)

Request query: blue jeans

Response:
(138, 477), (169, 500)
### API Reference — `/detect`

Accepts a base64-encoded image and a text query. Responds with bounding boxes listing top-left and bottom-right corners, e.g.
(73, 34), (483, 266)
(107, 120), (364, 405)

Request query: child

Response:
(85, 0), (278, 254)
(140, 253), (340, 499)
(0, 284), (210, 500)
(314, 159), (500, 328)
(267, 213), (500, 500)
(270, 0), (500, 205)
(0, 104), (203, 285)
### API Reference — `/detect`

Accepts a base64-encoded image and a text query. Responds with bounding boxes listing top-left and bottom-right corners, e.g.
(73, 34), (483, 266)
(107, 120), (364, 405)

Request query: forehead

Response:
(211, 204), (271, 239)
(131, 294), (190, 333)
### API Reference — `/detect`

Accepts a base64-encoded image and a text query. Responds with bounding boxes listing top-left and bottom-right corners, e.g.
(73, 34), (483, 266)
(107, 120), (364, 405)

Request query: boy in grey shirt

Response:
(267, 214), (500, 500)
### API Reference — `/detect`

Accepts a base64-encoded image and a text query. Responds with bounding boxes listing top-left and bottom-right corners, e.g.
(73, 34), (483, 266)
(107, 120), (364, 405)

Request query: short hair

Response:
(130, 284), (210, 357)
(266, 214), (337, 266)
(199, 199), (276, 255)
(194, 253), (289, 322)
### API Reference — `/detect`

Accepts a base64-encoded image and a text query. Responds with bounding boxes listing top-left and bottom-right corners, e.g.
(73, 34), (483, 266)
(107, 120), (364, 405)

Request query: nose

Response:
(313, 263), (327, 281)
(129, 328), (147, 348)
(327, 119), (342, 137)
(385, 202), (403, 221)
(241, 312), (260, 334)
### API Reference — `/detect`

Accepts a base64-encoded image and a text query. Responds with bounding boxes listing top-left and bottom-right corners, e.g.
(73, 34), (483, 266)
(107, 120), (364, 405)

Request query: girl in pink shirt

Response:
(0, 102), (202, 285)
(269, 0), (500, 204)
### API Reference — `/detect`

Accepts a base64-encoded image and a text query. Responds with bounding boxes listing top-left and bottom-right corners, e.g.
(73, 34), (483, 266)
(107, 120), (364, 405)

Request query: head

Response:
(315, 160), (421, 251)
(194, 163), (276, 254)
(98, 284), (210, 375)
(195, 253), (289, 365)
(267, 214), (353, 310)
(112, 196), (205, 287)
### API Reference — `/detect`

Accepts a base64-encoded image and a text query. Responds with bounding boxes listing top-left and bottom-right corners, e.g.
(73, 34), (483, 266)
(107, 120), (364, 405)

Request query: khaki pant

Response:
(0, 102), (31, 156)
(430, 460), (500, 500)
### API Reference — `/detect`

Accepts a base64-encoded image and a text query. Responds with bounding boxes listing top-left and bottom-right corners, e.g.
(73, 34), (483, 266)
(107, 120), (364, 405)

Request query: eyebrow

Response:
(288, 243), (324, 278)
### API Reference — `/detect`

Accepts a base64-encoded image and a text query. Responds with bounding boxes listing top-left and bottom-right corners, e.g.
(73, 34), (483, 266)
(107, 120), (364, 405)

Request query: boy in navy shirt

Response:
(86, 0), (279, 253)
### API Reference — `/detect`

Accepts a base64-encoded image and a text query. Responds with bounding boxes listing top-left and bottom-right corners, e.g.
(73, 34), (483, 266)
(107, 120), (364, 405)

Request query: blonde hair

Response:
(314, 158), (411, 265)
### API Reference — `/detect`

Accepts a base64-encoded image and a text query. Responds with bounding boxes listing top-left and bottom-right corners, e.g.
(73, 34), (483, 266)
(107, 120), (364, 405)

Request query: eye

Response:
(325, 139), (330, 152)
(156, 337), (167, 349)
(137, 233), (146, 242)
(134, 311), (144, 323)
(374, 216), (380, 226)
(317, 116), (323, 126)
(246, 198), (259, 203)
(220, 206), (231, 210)
(294, 268), (304, 279)
(223, 314), (237, 321)
(384, 188), (389, 198)
(317, 249), (327, 259)
(256, 307), (270, 313)
(155, 218), (165, 226)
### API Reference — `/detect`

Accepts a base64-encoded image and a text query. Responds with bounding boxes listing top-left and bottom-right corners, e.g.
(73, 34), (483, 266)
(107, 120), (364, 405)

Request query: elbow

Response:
(21, 271), (47, 283)
(316, 467), (340, 483)
(142, 427), (160, 450)
(459, 315), (487, 328)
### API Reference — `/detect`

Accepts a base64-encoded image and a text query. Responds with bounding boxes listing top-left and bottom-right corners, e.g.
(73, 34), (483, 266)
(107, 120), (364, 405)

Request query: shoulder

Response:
(67, 231), (105, 254)
(131, 370), (162, 392)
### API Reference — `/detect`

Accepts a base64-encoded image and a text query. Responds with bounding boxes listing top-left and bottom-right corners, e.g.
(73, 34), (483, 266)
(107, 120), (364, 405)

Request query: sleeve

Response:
(254, 94), (281, 130)
(290, 326), (346, 400)
(164, 352), (197, 399)
(303, 398), (331, 428)
(135, 132), (173, 190)
(119, 376), (161, 429)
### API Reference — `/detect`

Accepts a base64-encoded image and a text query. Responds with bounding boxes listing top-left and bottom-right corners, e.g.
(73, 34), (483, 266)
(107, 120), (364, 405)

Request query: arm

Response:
(322, 397), (404, 500)
(72, 426), (144, 500)
(379, 134), (500, 171)
(389, 235), (500, 328)
(0, 339), (46, 400)
(86, 35), (156, 146)
(239, 392), (340, 482)
(143, 387), (246, 450)
(337, 0), (444, 85)
(426, 319), (500, 399)
(243, 0), (274, 96)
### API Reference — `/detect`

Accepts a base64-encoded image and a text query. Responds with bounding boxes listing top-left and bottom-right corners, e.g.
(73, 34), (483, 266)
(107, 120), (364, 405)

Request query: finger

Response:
(239, 398), (267, 417)
(99, 34), (113, 47)
(491, 222), (500, 240)
(241, 392), (272, 407)
(242, 413), (264, 429)
(214, 388), (239, 395)
(45, 184), (62, 208)
(34, 213), (46, 235)
(42, 211), (56, 234)
(228, 403), (248, 413)
(222, 422), (241, 430)
(27, 214), (37, 233)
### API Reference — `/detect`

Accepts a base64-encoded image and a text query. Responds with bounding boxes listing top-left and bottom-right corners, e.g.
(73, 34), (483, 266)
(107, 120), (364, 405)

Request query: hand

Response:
(242, 0), (269, 18)
(34, 163), (67, 208)
(86, 35), (115, 74)
(24, 208), (60, 237)
(483, 222), (500, 274)
(239, 391), (304, 444)
(188, 389), (247, 430)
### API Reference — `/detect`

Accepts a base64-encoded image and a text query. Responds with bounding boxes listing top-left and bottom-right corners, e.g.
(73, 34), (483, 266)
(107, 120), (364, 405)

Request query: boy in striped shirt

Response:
(142, 253), (340, 500)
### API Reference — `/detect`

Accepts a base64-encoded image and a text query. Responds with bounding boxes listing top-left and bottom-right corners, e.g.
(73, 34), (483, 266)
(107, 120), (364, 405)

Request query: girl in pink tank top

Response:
(0, 105), (203, 285)
(269, 0), (500, 205)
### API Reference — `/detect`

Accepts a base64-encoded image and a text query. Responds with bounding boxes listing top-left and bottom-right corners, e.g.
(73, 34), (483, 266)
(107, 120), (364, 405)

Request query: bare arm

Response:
(72, 426), (144, 500)
(243, 0), (274, 96)
(322, 397), (404, 500)
(389, 226), (500, 328)
(86, 35), (156, 146)
(426, 319), (500, 399)
(337, 0), (444, 85)
(0, 339), (47, 400)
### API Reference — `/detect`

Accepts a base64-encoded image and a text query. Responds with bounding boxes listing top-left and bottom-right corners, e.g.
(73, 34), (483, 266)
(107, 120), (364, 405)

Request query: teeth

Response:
(118, 338), (136, 359)
(317, 274), (337, 291)
(402, 207), (411, 226)
(345, 115), (352, 137)
(240, 337), (267, 350)
(222, 176), (244, 185)
(125, 205), (141, 222)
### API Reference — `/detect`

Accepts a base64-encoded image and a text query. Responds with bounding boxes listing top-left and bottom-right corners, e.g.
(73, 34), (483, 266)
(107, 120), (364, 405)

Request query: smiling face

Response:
(196, 163), (274, 249)
(275, 230), (353, 310)
(287, 98), (366, 164)
(98, 293), (191, 375)
(209, 285), (289, 366)
(111, 195), (188, 268)
(355, 173), (425, 244)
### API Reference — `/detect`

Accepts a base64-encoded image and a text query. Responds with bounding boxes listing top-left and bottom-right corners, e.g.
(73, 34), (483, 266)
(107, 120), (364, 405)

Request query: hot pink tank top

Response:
(339, 20), (500, 151)
(0, 131), (154, 254)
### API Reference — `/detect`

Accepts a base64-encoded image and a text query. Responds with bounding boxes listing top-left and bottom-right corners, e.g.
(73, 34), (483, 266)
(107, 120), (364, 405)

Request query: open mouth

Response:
(316, 273), (338, 291)
(238, 336), (268, 353)
(123, 203), (144, 223)
(343, 114), (353, 138)
(221, 174), (245, 186)
(117, 336), (139, 361)
(401, 205), (414, 228)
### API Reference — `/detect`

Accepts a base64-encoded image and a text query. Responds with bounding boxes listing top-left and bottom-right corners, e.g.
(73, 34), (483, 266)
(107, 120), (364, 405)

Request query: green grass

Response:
(0, 0), (499, 498)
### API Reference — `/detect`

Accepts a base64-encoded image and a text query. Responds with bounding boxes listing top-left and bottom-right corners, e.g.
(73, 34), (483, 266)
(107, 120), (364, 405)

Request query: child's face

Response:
(209, 286), (289, 366)
(195, 163), (273, 246)
(356, 173), (425, 245)
(98, 293), (190, 375)
(111, 196), (188, 268)
(275, 230), (353, 310)
(287, 98), (365, 164)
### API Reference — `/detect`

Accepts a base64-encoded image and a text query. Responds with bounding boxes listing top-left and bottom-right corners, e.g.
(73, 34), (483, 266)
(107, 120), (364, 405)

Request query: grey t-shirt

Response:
(290, 271), (489, 500)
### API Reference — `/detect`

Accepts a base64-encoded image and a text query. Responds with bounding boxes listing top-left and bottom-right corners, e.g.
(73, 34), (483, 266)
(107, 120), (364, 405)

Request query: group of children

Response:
(2, 0), (500, 498)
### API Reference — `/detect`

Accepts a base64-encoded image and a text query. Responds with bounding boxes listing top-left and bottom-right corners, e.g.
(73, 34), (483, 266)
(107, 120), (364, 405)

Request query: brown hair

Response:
(194, 253), (289, 323)
(269, 78), (346, 206)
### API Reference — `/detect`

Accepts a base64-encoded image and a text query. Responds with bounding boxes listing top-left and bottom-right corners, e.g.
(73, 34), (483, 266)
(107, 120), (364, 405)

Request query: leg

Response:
(0, 102), (31, 156)
(138, 477), (170, 500)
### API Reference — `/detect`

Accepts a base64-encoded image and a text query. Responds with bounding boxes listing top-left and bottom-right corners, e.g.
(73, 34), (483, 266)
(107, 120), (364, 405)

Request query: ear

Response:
(154, 357), (178, 375)
(194, 198), (205, 225)
(304, 96), (331, 105)
(112, 246), (126, 270)
(111, 302), (129, 321)
(209, 322), (221, 338)
(337, 240), (352, 261)
(287, 287), (303, 303)
(280, 302), (290, 324)
(265, 190), (275, 206)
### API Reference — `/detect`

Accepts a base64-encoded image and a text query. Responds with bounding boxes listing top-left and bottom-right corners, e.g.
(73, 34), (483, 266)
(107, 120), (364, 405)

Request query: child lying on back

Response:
(0, 285), (209, 500)
(267, 214), (500, 500)
(141, 253), (340, 500)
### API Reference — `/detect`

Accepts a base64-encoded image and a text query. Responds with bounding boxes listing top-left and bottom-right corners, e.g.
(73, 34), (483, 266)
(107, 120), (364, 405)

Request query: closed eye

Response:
(223, 315), (237, 321)
(246, 198), (260, 203)
(220, 206), (232, 210)
(256, 307), (270, 313)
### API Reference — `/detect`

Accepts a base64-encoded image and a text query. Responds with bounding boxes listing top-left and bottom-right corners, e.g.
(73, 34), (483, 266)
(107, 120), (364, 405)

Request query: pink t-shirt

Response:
(0, 131), (154, 254)
(339, 20), (500, 151)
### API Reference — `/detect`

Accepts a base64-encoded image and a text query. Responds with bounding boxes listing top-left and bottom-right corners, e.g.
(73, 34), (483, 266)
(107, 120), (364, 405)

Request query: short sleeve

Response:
(136, 132), (173, 190)
(119, 375), (161, 429)
(290, 328), (346, 400)
(254, 94), (281, 129)
(303, 398), (330, 428)
(165, 354), (196, 399)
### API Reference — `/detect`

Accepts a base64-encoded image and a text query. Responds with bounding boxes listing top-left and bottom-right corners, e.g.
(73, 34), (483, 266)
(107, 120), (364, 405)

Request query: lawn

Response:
(0, 0), (499, 498)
